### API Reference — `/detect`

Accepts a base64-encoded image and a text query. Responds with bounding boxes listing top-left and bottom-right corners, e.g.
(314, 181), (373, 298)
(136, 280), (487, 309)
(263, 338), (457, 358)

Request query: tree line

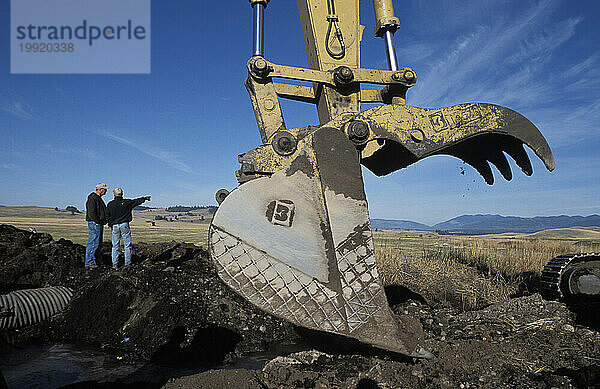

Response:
(165, 205), (217, 214)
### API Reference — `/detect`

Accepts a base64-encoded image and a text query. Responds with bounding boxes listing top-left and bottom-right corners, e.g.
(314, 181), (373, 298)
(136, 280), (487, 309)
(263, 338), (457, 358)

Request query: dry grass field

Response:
(375, 230), (600, 310)
(0, 206), (210, 248)
(2, 206), (599, 311)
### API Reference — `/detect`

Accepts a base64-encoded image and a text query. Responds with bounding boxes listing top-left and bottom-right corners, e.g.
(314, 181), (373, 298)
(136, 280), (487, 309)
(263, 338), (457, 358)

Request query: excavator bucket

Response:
(210, 127), (428, 357)
(208, 0), (555, 357)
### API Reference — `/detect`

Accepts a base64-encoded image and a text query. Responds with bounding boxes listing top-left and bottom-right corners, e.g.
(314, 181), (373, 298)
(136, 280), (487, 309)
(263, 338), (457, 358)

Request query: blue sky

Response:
(1, 0), (599, 225)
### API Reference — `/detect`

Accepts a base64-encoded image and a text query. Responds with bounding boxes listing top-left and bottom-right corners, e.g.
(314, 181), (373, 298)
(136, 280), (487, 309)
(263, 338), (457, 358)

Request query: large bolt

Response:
(333, 66), (354, 85)
(403, 69), (416, 82)
(271, 131), (297, 156)
(215, 189), (230, 205)
(347, 121), (370, 142)
(278, 136), (294, 152)
(254, 58), (267, 70)
(263, 98), (275, 111)
(251, 58), (270, 78)
(391, 71), (403, 82)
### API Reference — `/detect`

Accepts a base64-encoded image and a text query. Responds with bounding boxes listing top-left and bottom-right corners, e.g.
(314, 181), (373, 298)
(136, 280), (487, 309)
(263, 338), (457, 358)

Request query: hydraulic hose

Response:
(325, 0), (346, 60)
(0, 286), (73, 330)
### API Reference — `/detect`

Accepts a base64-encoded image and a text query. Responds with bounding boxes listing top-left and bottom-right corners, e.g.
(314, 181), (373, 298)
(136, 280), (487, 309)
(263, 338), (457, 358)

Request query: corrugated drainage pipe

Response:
(0, 286), (73, 330)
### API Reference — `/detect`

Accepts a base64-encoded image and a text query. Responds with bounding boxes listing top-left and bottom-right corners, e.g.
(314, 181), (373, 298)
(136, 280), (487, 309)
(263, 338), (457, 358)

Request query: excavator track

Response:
(540, 253), (600, 300)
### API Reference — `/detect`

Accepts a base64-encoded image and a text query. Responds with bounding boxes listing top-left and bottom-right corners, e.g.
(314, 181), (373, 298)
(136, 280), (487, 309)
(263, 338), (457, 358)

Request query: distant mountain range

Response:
(371, 214), (600, 234)
(370, 219), (432, 231)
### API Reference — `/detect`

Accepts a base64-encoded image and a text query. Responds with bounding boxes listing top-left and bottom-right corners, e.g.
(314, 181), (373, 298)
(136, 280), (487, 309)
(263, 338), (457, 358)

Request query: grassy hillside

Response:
(529, 226), (600, 240)
(0, 206), (87, 219)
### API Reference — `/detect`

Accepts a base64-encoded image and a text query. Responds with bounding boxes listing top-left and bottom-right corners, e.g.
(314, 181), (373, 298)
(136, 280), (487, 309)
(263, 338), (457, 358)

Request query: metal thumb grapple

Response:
(209, 0), (554, 357)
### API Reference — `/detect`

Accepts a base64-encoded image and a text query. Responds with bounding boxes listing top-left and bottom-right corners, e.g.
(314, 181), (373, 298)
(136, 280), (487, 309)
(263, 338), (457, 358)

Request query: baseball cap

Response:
(96, 183), (110, 190)
(113, 187), (123, 197)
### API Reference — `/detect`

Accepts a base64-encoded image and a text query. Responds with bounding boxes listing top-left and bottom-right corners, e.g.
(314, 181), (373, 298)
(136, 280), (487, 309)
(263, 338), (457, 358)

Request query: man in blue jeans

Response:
(106, 188), (151, 267)
(85, 183), (109, 268)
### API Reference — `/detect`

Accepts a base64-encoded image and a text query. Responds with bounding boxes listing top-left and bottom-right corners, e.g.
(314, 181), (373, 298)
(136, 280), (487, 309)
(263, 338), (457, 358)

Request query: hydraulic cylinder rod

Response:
(383, 30), (399, 71)
(250, 0), (269, 56)
(372, 0), (400, 71)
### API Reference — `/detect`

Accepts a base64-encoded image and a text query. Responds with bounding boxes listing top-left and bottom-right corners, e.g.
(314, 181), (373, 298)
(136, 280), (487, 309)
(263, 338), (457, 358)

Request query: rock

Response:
(162, 369), (263, 389)
(253, 293), (599, 388)
(261, 351), (378, 389)
(562, 324), (575, 332)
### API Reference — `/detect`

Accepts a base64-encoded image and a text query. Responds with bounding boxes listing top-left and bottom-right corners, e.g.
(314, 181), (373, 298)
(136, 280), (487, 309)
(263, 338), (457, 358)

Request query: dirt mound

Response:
(52, 258), (297, 364)
(0, 224), (84, 293)
(166, 295), (600, 388)
(0, 225), (297, 364)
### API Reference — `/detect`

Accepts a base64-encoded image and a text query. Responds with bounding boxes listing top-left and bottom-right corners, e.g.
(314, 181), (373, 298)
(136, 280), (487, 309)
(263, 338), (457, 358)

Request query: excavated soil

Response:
(0, 224), (297, 364)
(165, 294), (600, 389)
(1, 224), (599, 388)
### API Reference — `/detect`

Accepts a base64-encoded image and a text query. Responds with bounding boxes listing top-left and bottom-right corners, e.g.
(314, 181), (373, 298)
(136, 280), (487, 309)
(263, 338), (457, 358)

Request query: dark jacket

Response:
(106, 197), (147, 227)
(85, 192), (107, 225)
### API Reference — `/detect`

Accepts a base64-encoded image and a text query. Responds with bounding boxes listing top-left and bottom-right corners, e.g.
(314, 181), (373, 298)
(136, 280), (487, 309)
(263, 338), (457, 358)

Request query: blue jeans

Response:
(85, 221), (102, 266)
(112, 222), (132, 267)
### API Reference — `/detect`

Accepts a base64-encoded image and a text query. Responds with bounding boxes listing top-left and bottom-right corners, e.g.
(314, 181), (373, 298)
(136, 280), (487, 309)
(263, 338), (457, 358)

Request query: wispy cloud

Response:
(53, 83), (68, 98)
(1, 163), (20, 170)
(0, 90), (41, 120)
(397, 44), (436, 65)
(562, 52), (600, 95)
(403, 0), (599, 149)
(41, 144), (100, 160)
(99, 131), (194, 174)
(0, 89), (41, 121)
(410, 1), (575, 108)
(536, 97), (600, 146)
(1, 101), (37, 120)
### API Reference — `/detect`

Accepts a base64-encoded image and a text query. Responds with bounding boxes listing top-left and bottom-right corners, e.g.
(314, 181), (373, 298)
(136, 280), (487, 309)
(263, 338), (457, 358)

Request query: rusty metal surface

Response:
(210, 127), (423, 355)
(216, 98), (555, 354)
(566, 260), (600, 296)
(245, 73), (286, 144)
(372, 0), (400, 37)
(263, 60), (416, 87)
(353, 103), (555, 182)
(273, 83), (317, 104)
(236, 102), (554, 186)
(297, 0), (362, 123)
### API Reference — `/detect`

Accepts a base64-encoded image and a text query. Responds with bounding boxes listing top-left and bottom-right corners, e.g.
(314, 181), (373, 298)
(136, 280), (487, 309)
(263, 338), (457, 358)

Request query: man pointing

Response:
(106, 187), (151, 267)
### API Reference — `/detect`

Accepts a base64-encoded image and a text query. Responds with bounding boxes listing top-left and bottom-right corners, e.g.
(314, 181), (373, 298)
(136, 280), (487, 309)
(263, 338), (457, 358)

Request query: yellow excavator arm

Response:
(209, 0), (554, 357)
